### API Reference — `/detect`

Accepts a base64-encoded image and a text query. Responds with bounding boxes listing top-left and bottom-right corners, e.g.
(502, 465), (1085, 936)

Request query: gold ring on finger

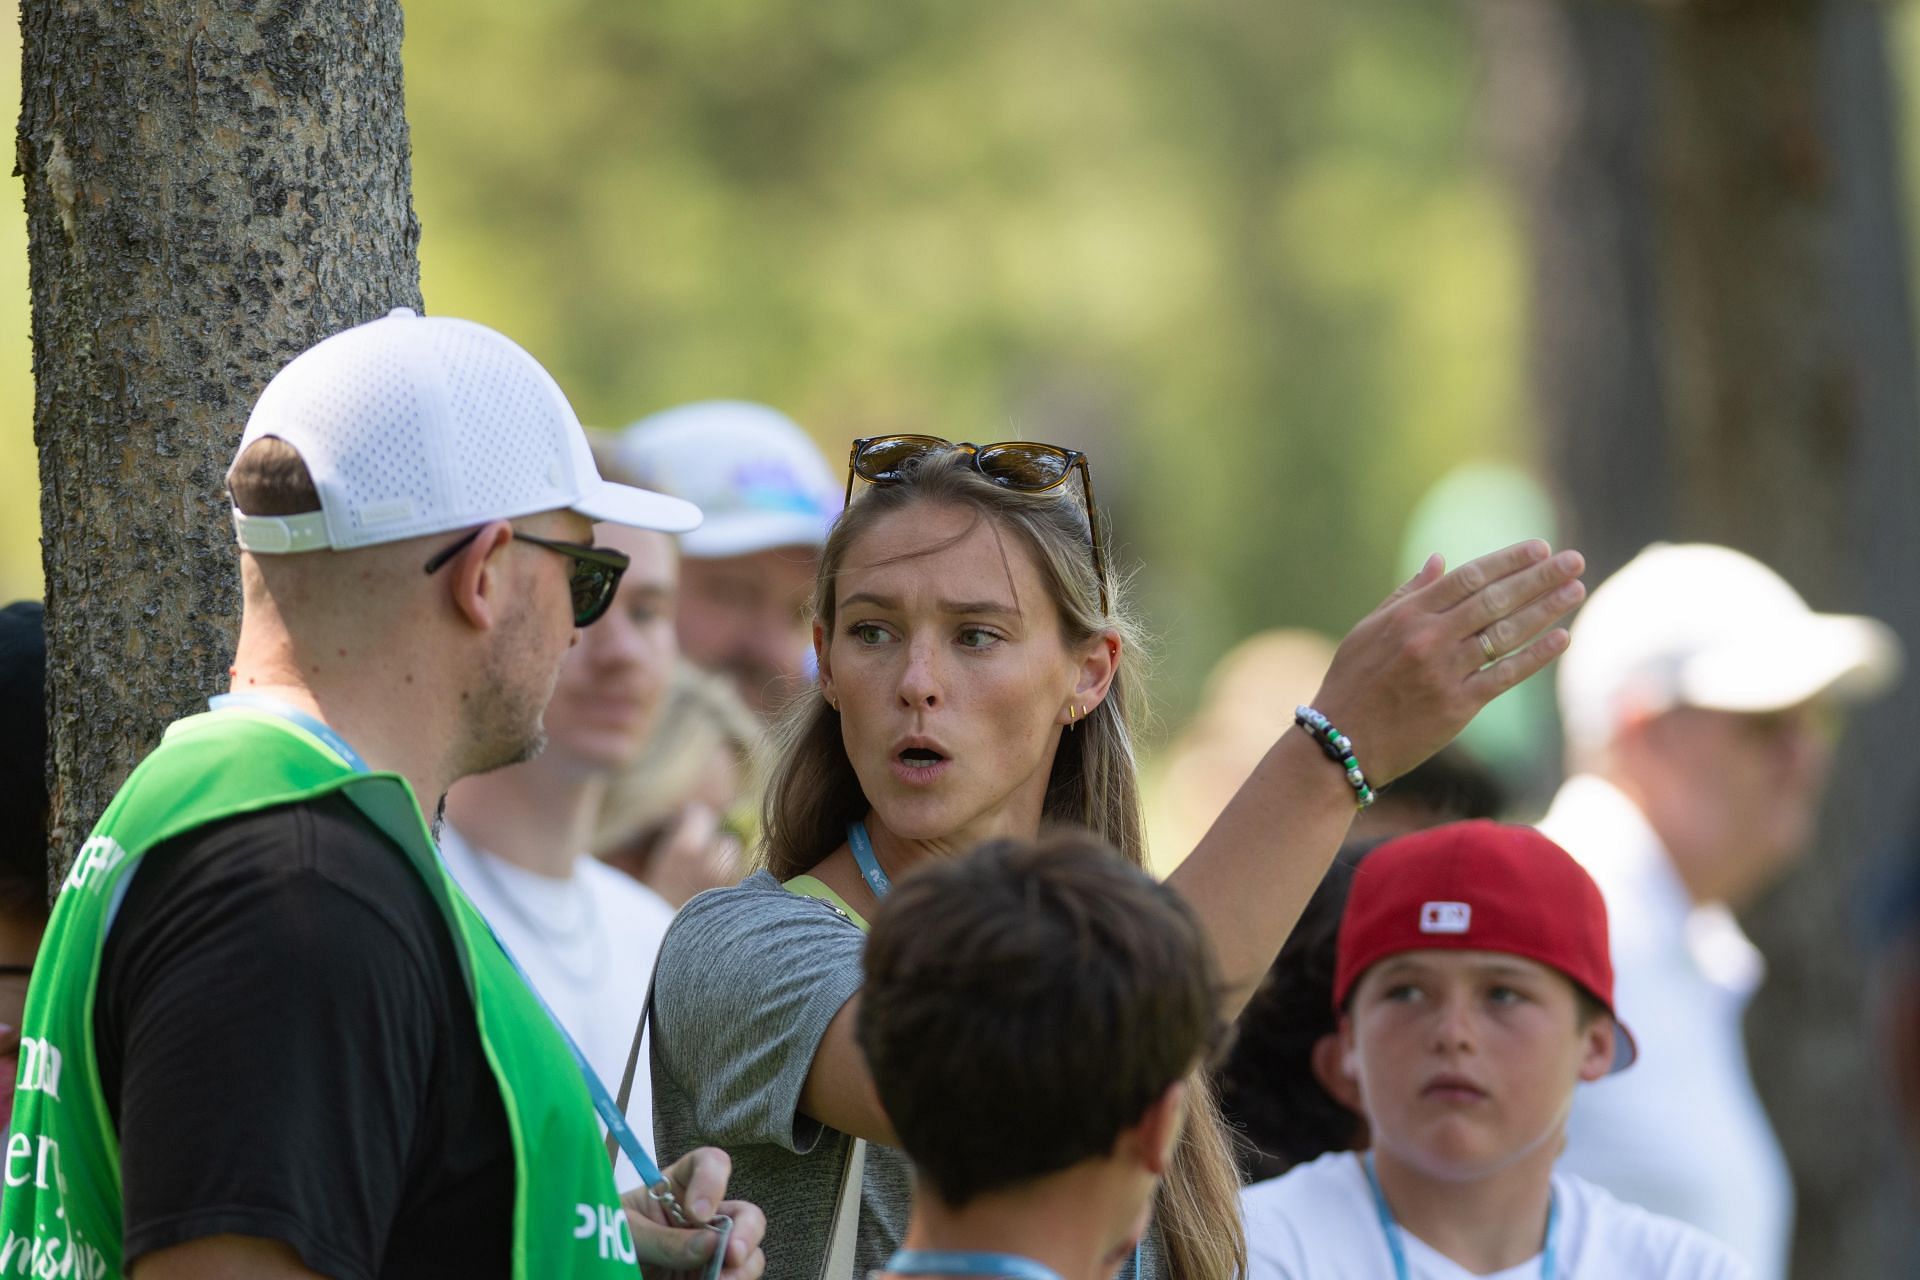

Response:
(1477, 631), (1498, 662)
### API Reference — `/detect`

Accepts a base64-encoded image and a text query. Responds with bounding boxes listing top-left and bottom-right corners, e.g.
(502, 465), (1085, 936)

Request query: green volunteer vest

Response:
(0, 706), (639, 1279)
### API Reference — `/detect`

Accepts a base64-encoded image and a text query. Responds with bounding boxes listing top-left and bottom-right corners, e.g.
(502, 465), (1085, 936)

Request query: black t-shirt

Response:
(95, 793), (516, 1279)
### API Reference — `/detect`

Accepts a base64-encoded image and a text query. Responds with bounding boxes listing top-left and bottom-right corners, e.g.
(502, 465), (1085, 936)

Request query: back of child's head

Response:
(859, 830), (1223, 1206)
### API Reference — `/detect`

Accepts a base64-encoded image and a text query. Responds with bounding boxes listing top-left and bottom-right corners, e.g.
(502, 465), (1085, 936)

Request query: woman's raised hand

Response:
(1308, 540), (1585, 787)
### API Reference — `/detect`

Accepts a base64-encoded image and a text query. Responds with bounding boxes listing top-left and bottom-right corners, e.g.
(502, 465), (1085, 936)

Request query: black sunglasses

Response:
(845, 434), (1110, 613)
(423, 527), (631, 627)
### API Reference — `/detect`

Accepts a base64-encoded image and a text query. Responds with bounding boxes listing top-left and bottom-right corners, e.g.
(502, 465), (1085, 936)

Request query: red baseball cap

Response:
(1333, 820), (1637, 1073)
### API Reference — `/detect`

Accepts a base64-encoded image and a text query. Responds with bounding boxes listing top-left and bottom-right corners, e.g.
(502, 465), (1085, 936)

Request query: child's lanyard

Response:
(1362, 1151), (1558, 1280)
(849, 822), (1146, 1280)
(886, 1250), (1062, 1280)
(209, 695), (680, 1197)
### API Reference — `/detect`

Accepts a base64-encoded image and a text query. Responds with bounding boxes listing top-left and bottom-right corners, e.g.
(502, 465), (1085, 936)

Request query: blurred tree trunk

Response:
(1481, 0), (1920, 1272)
(20, 2), (422, 876)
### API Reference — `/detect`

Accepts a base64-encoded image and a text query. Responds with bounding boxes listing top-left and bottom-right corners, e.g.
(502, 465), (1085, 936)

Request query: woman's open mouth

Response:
(890, 744), (951, 785)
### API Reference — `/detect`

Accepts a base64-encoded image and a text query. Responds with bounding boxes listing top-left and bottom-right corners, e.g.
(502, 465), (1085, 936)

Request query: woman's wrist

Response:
(1292, 705), (1377, 810)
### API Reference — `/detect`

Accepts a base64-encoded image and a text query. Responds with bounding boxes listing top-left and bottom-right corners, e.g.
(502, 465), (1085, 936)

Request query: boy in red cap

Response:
(1241, 820), (1748, 1279)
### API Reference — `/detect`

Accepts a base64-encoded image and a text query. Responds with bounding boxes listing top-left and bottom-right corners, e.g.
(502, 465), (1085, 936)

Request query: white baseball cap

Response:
(229, 309), (702, 553)
(611, 401), (840, 559)
(1559, 542), (1901, 755)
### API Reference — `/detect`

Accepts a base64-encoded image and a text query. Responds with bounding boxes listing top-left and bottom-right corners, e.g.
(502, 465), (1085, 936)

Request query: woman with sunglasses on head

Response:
(648, 436), (1587, 1280)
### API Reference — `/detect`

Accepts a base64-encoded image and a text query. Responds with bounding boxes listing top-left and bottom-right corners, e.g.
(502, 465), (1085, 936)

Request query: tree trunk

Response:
(20, 1), (421, 876)
(1477, 0), (1670, 588)
(1483, 0), (1920, 1272)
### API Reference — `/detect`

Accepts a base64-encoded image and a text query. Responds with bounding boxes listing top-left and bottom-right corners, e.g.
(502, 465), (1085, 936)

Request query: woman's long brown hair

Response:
(759, 449), (1248, 1279)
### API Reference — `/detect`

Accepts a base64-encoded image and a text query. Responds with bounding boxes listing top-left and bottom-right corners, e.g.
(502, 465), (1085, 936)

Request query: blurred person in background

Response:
(1542, 542), (1902, 1280)
(594, 659), (760, 908)
(442, 522), (681, 1161)
(859, 833), (1227, 1280)
(1356, 747), (1506, 841)
(1241, 822), (1748, 1279)
(0, 601), (49, 1132)
(614, 401), (840, 717)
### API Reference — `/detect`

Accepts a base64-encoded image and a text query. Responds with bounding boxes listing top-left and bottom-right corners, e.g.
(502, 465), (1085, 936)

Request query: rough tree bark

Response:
(1480, 0), (1920, 1272)
(20, 1), (422, 875)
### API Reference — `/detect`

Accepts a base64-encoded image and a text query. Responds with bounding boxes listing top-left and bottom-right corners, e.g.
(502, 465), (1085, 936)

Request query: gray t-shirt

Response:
(651, 869), (1167, 1278)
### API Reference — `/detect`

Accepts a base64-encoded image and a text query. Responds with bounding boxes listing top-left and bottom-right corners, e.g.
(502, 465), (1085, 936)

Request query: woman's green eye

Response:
(851, 623), (888, 644)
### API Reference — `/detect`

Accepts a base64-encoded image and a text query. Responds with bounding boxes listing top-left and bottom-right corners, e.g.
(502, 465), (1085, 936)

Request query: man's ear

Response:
(1576, 1016), (1617, 1084)
(447, 522), (515, 632)
(1070, 630), (1122, 717)
(1122, 1078), (1189, 1177)
(1311, 1031), (1364, 1113)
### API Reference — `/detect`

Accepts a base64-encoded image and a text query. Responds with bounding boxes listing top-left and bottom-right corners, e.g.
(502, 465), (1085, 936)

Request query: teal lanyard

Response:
(849, 818), (894, 898)
(1362, 1152), (1557, 1280)
(207, 697), (679, 1195)
(886, 1251), (1062, 1280)
(849, 822), (1145, 1280)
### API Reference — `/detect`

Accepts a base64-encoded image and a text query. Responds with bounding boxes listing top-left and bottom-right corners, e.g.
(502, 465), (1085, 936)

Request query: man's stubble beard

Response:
(456, 612), (563, 781)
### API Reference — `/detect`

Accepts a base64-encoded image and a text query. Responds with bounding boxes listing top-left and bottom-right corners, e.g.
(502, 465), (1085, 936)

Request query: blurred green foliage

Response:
(405, 0), (1527, 721)
(3, 0), (1547, 724)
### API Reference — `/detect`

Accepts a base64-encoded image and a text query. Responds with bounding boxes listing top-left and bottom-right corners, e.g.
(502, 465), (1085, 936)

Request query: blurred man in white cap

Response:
(615, 401), (840, 717)
(1540, 542), (1902, 1280)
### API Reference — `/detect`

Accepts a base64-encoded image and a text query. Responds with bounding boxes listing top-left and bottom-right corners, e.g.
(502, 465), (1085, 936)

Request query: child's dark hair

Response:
(0, 601), (50, 919)
(1214, 840), (1377, 1182)
(859, 830), (1225, 1207)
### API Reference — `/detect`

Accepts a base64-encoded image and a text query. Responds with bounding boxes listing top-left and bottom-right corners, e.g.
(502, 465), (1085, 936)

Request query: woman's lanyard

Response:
(848, 823), (1146, 1280)
(848, 818), (894, 898)
(1361, 1152), (1558, 1280)
(886, 1250), (1062, 1280)
(209, 696), (685, 1204)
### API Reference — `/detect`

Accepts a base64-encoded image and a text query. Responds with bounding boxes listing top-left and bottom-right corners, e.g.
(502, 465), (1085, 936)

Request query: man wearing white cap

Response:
(614, 401), (840, 717)
(0, 311), (764, 1278)
(1539, 542), (1902, 1280)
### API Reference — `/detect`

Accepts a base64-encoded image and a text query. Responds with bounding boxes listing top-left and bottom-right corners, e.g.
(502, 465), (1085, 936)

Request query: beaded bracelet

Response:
(1294, 705), (1377, 810)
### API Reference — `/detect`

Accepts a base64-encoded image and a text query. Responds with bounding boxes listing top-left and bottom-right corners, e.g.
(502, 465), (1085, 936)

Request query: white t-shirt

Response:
(1539, 776), (1792, 1280)
(439, 825), (676, 1189)
(1242, 1152), (1751, 1280)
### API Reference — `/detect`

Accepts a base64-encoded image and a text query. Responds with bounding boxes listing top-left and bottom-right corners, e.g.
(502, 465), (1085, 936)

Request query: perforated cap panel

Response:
(430, 319), (579, 521)
(234, 309), (583, 550)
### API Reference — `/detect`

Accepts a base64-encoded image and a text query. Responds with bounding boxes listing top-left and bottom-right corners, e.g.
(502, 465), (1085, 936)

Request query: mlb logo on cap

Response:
(1420, 901), (1471, 935)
